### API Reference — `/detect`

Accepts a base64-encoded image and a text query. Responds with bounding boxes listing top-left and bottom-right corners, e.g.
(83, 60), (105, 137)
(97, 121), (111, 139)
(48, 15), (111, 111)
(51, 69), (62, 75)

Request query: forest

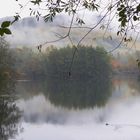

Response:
(0, 38), (113, 109)
(6, 43), (112, 81)
(1, 38), (140, 82)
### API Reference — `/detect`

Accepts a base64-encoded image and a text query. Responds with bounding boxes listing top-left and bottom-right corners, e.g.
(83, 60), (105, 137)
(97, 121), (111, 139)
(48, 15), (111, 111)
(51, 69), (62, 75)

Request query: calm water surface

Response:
(1, 78), (140, 140)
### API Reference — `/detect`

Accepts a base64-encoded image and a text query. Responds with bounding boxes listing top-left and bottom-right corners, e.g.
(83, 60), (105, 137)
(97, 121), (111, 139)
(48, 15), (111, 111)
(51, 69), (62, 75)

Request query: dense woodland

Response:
(0, 38), (113, 110)
(11, 44), (112, 80)
(1, 38), (140, 110)
(0, 38), (140, 81)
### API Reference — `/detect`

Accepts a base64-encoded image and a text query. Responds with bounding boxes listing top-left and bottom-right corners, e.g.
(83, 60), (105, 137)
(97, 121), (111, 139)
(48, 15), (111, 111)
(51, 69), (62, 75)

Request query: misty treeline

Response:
(0, 38), (15, 81)
(0, 38), (140, 81)
(11, 45), (112, 80)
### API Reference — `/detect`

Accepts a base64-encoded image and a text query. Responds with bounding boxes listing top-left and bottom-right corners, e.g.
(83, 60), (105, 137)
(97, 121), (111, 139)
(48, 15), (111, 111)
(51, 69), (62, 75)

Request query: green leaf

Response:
(117, 31), (120, 36)
(31, 1), (36, 4)
(1, 21), (11, 28)
(31, 0), (41, 5)
(0, 28), (4, 36)
(117, 7), (122, 11)
(121, 19), (127, 27)
(136, 4), (140, 12)
(133, 16), (137, 21)
(118, 18), (122, 21)
(76, 18), (85, 25)
(44, 14), (55, 22)
(3, 28), (12, 34)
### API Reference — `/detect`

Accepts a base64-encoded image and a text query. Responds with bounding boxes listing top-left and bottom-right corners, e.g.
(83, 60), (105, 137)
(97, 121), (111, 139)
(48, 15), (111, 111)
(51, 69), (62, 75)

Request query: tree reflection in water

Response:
(43, 78), (112, 109)
(0, 79), (22, 140)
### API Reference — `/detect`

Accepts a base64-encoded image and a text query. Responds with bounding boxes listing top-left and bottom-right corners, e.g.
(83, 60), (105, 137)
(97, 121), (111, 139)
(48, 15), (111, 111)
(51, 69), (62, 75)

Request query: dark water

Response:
(1, 78), (140, 140)
(0, 79), (21, 140)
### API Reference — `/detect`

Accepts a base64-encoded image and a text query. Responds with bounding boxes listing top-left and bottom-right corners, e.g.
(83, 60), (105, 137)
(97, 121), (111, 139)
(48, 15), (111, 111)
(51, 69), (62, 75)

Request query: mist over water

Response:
(13, 78), (140, 140)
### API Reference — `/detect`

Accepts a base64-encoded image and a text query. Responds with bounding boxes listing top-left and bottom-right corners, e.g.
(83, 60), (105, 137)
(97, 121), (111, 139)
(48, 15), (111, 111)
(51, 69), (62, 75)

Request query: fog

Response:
(16, 93), (140, 140)
(17, 123), (140, 140)
(3, 14), (119, 49)
(1, 5), (140, 140)
(15, 78), (140, 140)
(4, 15), (140, 55)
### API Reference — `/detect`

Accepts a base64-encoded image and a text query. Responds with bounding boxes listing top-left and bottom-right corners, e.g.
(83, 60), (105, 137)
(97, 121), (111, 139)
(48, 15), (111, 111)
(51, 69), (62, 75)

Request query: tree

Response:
(40, 45), (112, 108)
(0, 38), (15, 80)
(0, 38), (21, 140)
(45, 45), (112, 78)
(43, 77), (112, 109)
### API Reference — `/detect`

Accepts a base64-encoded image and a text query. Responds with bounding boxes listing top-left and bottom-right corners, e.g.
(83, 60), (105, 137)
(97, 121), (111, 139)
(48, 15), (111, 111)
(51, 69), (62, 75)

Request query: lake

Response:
(1, 77), (140, 140)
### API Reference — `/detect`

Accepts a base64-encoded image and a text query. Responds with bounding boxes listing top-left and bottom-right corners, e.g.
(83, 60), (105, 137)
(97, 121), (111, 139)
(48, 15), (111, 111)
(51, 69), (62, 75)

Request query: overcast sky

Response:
(0, 0), (108, 18)
(0, 0), (32, 18)
(0, 0), (18, 18)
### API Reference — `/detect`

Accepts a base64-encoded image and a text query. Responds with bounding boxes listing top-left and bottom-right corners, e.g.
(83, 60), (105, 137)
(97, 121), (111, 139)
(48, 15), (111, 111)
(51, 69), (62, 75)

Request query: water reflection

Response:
(111, 77), (140, 99)
(43, 78), (112, 109)
(16, 78), (112, 124)
(0, 79), (22, 140)
(16, 78), (140, 111)
(15, 78), (140, 140)
(16, 78), (140, 124)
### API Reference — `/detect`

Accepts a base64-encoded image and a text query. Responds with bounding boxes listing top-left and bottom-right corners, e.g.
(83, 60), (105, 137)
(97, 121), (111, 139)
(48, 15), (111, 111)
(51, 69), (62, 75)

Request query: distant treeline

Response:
(0, 38), (15, 81)
(1, 38), (140, 81)
(10, 45), (112, 80)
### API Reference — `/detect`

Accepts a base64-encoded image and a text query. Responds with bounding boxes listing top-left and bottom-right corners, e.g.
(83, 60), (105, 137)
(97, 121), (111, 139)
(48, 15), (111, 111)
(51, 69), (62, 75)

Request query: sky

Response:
(0, 0), (19, 18)
(0, 0), (31, 18)
(1, 0), (139, 46)
(0, 0), (119, 32)
(0, 0), (109, 18)
(0, 0), (115, 24)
